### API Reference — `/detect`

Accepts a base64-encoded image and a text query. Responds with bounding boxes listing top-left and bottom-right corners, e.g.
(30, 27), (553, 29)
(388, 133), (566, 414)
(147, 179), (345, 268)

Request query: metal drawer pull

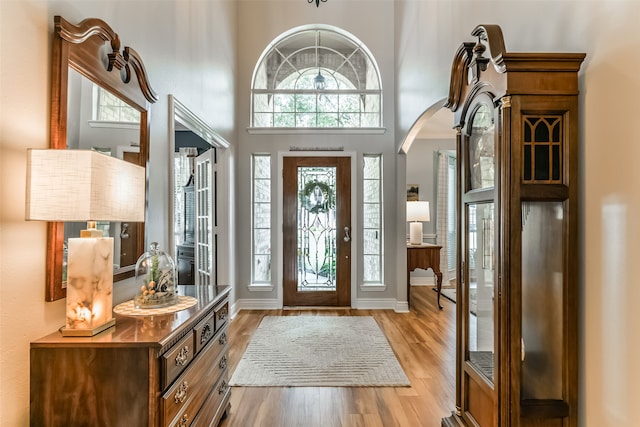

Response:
(219, 332), (228, 346)
(174, 381), (189, 404)
(175, 346), (189, 366)
(219, 355), (228, 370)
(200, 324), (212, 344)
(217, 307), (228, 321)
(218, 380), (228, 395)
(178, 413), (189, 427)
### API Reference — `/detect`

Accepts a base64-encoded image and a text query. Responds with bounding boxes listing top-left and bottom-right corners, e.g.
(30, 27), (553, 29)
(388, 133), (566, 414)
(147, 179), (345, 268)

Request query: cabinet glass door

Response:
(466, 202), (495, 381)
(468, 103), (495, 191)
(521, 201), (564, 399)
(465, 101), (496, 384)
(461, 99), (497, 427)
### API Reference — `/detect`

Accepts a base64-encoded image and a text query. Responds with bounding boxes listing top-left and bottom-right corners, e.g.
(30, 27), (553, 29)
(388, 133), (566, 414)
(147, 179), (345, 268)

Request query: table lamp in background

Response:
(407, 201), (430, 245)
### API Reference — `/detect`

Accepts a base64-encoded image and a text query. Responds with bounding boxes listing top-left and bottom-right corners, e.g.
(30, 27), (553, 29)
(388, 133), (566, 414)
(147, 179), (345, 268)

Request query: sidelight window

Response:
(252, 154), (272, 284)
(363, 154), (383, 283)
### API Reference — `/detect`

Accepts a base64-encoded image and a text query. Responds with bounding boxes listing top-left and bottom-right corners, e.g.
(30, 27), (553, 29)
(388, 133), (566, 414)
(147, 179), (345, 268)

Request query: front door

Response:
(283, 157), (351, 306)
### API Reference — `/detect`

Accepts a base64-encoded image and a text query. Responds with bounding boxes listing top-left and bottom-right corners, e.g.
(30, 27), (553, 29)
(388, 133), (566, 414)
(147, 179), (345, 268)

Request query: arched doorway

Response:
(401, 100), (457, 305)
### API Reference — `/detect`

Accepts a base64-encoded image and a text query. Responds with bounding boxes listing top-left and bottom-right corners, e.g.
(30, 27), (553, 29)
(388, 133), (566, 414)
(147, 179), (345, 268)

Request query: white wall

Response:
(405, 138), (455, 238)
(2, 0), (640, 425)
(0, 1), (237, 425)
(235, 1), (400, 306)
(395, 1), (640, 425)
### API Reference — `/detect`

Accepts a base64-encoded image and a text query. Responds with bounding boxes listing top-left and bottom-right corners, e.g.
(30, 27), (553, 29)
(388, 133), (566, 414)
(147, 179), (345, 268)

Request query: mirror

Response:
(65, 69), (142, 276)
(47, 16), (157, 301)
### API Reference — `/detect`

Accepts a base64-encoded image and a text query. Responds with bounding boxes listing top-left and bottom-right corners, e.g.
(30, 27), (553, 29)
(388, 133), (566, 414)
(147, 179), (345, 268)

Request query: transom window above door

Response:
(250, 25), (383, 130)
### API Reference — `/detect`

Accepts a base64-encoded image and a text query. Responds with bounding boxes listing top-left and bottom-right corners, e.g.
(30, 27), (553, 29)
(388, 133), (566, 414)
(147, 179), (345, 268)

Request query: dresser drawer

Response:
(214, 300), (229, 332)
(162, 326), (229, 426)
(162, 332), (195, 389)
(193, 310), (215, 355)
(190, 370), (230, 427)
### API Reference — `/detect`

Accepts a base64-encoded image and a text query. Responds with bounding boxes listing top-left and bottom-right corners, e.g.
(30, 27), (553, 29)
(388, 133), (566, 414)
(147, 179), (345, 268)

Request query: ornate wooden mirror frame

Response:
(47, 15), (157, 301)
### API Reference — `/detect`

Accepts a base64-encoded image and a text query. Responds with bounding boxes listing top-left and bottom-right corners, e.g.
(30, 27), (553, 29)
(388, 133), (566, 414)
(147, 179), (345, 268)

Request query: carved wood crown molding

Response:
(445, 24), (505, 111)
(446, 24), (586, 113)
(55, 15), (158, 103)
(445, 41), (475, 111)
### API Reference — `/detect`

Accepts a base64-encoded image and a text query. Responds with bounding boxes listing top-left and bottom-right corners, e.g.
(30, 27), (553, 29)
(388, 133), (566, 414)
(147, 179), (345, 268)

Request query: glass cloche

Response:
(134, 242), (178, 309)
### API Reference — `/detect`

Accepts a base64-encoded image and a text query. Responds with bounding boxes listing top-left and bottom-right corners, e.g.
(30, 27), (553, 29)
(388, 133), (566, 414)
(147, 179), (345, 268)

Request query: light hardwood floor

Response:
(219, 286), (456, 427)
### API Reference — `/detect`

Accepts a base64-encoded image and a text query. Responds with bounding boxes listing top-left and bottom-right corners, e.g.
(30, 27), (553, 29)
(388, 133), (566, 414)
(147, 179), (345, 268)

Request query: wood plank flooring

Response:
(219, 286), (456, 427)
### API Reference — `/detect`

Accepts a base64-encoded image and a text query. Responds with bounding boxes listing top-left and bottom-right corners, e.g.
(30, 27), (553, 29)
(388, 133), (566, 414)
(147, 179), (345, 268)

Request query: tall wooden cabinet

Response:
(441, 25), (584, 427)
(31, 285), (231, 426)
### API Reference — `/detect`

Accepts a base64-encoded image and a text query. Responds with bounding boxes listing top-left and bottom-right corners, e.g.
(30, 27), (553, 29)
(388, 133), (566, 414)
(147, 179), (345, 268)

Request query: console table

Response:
(407, 243), (443, 309)
(31, 285), (231, 426)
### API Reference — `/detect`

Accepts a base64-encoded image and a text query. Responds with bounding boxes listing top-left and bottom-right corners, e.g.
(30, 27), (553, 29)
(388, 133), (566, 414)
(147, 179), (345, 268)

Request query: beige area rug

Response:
(229, 316), (410, 387)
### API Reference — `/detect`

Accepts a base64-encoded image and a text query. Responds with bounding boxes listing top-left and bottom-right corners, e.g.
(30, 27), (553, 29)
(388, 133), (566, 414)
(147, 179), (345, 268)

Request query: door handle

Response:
(120, 223), (130, 239)
(343, 226), (351, 242)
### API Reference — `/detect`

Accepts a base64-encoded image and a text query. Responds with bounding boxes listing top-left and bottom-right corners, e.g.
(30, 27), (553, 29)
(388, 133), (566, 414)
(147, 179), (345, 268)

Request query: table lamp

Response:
(407, 201), (430, 245)
(26, 149), (145, 336)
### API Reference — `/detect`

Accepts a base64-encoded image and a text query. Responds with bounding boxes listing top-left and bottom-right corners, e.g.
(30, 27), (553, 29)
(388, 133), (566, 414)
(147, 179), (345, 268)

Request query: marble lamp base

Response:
(62, 237), (115, 337)
(409, 221), (423, 245)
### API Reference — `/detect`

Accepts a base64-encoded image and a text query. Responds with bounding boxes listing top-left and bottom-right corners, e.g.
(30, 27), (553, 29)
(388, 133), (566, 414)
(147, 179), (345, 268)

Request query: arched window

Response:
(251, 25), (382, 129)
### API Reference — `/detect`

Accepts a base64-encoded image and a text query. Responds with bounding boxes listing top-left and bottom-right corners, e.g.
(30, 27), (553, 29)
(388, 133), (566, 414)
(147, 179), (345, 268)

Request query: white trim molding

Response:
(355, 298), (397, 310)
(248, 127), (386, 135)
(359, 283), (387, 292)
(247, 284), (275, 292)
(394, 301), (410, 313)
(232, 297), (410, 313)
(232, 298), (280, 313)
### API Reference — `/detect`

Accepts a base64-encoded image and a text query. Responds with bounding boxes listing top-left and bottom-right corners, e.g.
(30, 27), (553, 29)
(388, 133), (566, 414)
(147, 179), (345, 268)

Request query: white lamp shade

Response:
(407, 201), (430, 222)
(25, 149), (145, 222)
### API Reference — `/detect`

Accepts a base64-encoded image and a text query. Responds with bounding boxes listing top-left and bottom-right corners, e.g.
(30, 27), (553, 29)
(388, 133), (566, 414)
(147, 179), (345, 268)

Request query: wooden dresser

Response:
(30, 285), (231, 427)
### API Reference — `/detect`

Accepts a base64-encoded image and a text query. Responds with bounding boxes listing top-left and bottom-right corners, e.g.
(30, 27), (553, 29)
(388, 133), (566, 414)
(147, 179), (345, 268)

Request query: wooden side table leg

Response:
(435, 271), (443, 310)
(407, 270), (411, 308)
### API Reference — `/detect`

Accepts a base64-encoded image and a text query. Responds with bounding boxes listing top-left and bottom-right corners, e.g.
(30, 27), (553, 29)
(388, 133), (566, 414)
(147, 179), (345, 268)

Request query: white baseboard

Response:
(232, 298), (280, 313)
(410, 276), (438, 286)
(394, 301), (410, 313)
(355, 298), (399, 310)
(232, 297), (409, 313)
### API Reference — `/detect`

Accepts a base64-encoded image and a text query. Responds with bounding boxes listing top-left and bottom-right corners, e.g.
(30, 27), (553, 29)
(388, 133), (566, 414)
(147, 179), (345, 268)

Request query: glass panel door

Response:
(467, 202), (495, 381)
(195, 149), (216, 286)
(461, 99), (497, 427)
(297, 166), (337, 292)
(468, 103), (495, 191)
(521, 201), (564, 399)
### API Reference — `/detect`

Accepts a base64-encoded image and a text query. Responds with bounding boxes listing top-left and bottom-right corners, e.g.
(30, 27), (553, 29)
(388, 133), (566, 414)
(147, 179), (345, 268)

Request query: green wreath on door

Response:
(300, 180), (335, 215)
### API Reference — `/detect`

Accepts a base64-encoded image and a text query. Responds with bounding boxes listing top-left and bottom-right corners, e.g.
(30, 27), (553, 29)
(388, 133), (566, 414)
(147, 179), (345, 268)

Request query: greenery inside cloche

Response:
(134, 242), (178, 309)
